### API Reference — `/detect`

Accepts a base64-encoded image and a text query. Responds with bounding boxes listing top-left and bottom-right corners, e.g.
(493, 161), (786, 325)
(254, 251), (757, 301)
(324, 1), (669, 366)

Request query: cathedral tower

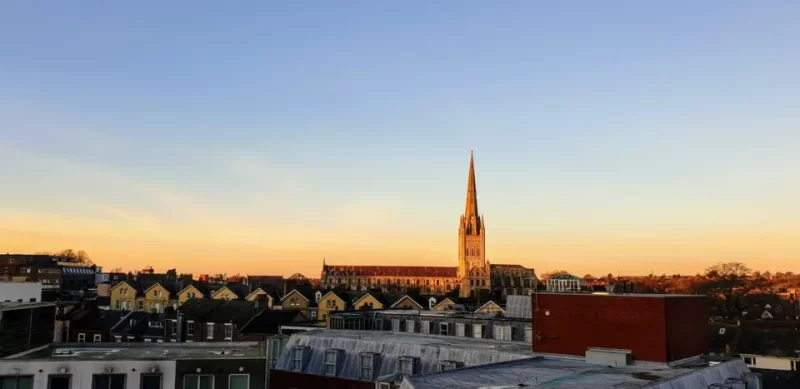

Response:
(458, 151), (490, 298)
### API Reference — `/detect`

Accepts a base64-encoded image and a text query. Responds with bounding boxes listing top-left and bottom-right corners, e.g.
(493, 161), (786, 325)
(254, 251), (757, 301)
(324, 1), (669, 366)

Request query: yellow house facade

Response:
(318, 291), (347, 326)
(390, 295), (423, 310)
(352, 293), (384, 310)
(109, 281), (138, 311)
(211, 286), (241, 301)
(245, 288), (275, 308)
(431, 298), (456, 312)
(176, 284), (207, 306)
(141, 283), (176, 313)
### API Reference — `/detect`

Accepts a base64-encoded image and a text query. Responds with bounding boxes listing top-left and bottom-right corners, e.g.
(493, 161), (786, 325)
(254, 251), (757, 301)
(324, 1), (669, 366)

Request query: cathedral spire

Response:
(465, 150), (479, 223)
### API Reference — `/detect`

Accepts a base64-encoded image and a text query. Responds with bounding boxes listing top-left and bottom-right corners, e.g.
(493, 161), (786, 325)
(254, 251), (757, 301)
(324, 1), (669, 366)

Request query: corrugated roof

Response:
(505, 295), (532, 319)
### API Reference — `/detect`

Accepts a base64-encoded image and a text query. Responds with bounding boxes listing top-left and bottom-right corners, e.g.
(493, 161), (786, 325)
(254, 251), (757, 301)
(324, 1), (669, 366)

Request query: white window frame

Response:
(524, 326), (532, 343)
(391, 319), (400, 332)
(379, 383), (391, 389)
(743, 356), (756, 366)
(291, 346), (304, 371)
(493, 325), (512, 341)
(310, 310), (317, 318)
(473, 324), (482, 338)
(420, 320), (430, 334)
(186, 320), (194, 336)
(93, 334), (102, 343)
(171, 320), (178, 335)
(324, 349), (339, 376)
(455, 323), (465, 337)
(359, 353), (375, 381)
(144, 338), (152, 343)
(206, 323), (215, 339)
(77, 333), (86, 343)
(224, 323), (233, 340)
(405, 320), (415, 333)
(228, 373), (249, 389)
(183, 374), (214, 389)
(114, 335), (122, 343)
(397, 356), (416, 375)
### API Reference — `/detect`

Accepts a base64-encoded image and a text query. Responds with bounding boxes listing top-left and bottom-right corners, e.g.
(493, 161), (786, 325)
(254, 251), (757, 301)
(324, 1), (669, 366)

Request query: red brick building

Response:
(531, 293), (709, 363)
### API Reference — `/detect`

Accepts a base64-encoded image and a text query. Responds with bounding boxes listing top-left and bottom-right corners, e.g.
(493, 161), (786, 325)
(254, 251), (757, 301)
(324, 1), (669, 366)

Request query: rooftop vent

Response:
(585, 347), (632, 366)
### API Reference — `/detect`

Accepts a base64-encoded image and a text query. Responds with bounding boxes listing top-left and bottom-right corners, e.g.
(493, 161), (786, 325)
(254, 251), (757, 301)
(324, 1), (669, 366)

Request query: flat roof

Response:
(331, 309), (527, 321)
(404, 356), (749, 389)
(9, 342), (264, 361)
(298, 330), (533, 354)
(0, 302), (55, 311)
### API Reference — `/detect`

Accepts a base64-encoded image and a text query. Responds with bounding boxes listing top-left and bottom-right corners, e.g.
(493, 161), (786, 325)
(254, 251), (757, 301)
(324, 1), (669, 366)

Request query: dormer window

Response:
(154, 290), (162, 298)
(324, 349), (343, 376)
(291, 346), (305, 371)
(359, 352), (378, 380)
(397, 356), (419, 375)
(315, 291), (322, 303)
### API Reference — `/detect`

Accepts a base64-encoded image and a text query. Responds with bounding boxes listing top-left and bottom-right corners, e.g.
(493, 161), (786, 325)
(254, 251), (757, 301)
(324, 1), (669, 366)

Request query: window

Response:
(324, 349), (339, 375)
(183, 374), (213, 389)
(141, 374), (162, 389)
(171, 320), (177, 335)
(120, 287), (128, 296)
(114, 335), (122, 343)
(224, 323), (233, 340)
(138, 300), (144, 311)
(127, 336), (134, 343)
(792, 360), (797, 371)
(493, 325), (513, 341)
(77, 333), (86, 342)
(291, 346), (304, 371)
(392, 319), (400, 332)
(439, 323), (449, 335)
(154, 290), (162, 298)
(229, 374), (249, 389)
(359, 353), (376, 380)
(149, 321), (163, 328)
(92, 374), (126, 389)
(743, 356), (756, 365)
(94, 334), (102, 343)
(405, 320), (415, 333)
(524, 326), (532, 343)
(144, 338), (152, 343)
(473, 324), (482, 338)
(289, 298), (298, 307)
(49, 375), (71, 389)
(187, 321), (194, 336)
(438, 361), (463, 371)
(326, 300), (336, 309)
(397, 356), (417, 375)
(310, 310), (317, 318)
(455, 323), (465, 337)
(206, 323), (214, 339)
(420, 321), (430, 334)
(0, 376), (33, 389)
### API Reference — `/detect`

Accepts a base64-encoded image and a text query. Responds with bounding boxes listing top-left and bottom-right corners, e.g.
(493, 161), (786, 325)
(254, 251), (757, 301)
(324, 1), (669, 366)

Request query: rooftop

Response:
(0, 301), (56, 312)
(331, 308), (526, 321)
(401, 357), (750, 389)
(537, 291), (705, 298)
(9, 342), (265, 361)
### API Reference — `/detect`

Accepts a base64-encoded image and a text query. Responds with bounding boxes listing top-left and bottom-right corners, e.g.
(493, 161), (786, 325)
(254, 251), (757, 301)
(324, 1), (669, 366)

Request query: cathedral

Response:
(320, 152), (537, 299)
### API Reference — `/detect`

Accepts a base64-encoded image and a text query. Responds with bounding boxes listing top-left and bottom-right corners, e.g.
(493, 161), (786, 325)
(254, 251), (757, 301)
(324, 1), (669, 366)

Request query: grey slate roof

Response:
(400, 357), (751, 389)
(275, 330), (534, 380)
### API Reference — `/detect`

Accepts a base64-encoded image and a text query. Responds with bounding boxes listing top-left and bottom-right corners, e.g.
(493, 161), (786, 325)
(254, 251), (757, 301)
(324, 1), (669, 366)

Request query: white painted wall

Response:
(741, 354), (798, 371)
(0, 282), (42, 302)
(0, 359), (176, 389)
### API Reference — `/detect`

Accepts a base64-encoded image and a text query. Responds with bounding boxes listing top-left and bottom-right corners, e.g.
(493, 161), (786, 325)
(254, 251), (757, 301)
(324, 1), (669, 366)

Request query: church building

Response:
(320, 152), (537, 299)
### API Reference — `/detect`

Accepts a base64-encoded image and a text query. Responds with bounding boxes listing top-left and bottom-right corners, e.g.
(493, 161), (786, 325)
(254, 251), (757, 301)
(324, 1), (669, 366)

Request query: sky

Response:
(1, 1), (799, 277)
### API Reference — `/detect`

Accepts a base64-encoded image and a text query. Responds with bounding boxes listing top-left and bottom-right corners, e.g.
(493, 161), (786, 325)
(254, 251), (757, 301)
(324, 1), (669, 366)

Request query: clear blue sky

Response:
(1, 1), (799, 276)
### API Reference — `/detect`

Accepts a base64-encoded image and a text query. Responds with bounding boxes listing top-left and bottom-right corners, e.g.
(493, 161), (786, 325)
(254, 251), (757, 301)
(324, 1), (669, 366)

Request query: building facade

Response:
(320, 152), (536, 299)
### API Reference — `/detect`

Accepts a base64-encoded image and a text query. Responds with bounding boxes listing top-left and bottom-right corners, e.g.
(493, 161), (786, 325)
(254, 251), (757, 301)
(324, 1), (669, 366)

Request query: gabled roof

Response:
(281, 288), (320, 307)
(143, 282), (178, 297)
(110, 311), (150, 334)
(391, 295), (424, 310)
(210, 283), (249, 299)
(177, 282), (210, 297)
(431, 297), (456, 311)
(324, 265), (459, 278)
(70, 308), (127, 332)
(239, 310), (305, 335)
(110, 280), (147, 297)
(475, 300), (505, 314)
(178, 299), (260, 326)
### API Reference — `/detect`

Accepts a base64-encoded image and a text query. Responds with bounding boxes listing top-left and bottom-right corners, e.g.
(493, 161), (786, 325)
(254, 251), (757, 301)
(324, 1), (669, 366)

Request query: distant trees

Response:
(701, 262), (752, 317)
(36, 249), (93, 264)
